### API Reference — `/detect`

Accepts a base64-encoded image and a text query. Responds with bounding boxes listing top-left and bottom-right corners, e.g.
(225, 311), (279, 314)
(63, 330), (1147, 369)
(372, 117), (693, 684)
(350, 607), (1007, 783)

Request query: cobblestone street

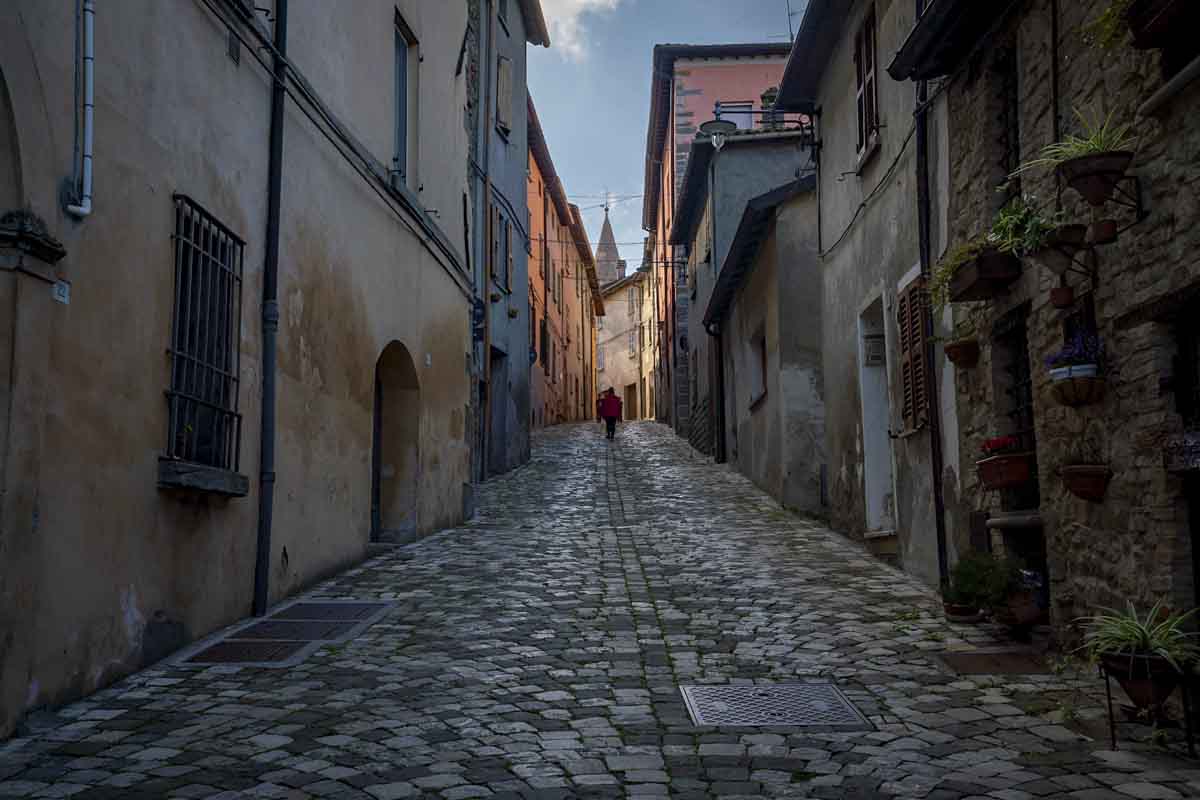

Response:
(4, 423), (1200, 799)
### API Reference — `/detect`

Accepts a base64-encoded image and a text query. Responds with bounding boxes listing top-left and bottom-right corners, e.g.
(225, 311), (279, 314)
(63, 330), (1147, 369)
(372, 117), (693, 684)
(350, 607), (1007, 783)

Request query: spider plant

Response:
(930, 237), (985, 313)
(1077, 600), (1200, 672)
(1083, 0), (1136, 49)
(1010, 108), (1138, 178)
(986, 194), (1058, 257)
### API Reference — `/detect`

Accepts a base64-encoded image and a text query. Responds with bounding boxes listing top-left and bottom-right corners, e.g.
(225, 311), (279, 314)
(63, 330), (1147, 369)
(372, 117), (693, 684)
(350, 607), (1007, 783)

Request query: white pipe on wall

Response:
(67, 0), (94, 218)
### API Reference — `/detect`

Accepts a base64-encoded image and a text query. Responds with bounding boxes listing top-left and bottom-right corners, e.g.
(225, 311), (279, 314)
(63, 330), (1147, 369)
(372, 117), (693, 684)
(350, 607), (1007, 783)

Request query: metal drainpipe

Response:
(66, 0), (95, 218)
(479, 0), (497, 481)
(253, 0), (288, 617)
(915, 62), (950, 587)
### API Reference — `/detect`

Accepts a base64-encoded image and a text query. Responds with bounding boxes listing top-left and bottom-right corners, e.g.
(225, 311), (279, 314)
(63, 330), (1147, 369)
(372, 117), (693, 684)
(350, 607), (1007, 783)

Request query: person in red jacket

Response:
(599, 388), (623, 440)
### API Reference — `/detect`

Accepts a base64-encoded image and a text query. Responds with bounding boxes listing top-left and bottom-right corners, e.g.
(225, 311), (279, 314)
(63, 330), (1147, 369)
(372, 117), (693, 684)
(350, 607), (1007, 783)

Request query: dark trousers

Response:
(604, 416), (617, 439)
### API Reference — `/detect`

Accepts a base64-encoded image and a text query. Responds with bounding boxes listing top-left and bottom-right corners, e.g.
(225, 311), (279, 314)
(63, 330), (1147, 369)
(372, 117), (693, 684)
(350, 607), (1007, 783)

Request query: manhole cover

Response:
(680, 683), (872, 728)
(936, 650), (1049, 675)
(234, 620), (356, 641)
(269, 602), (388, 621)
(185, 640), (307, 665)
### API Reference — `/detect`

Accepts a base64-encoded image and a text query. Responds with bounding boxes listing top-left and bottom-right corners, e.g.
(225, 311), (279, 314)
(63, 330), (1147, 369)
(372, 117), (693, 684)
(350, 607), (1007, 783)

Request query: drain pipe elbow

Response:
(67, 0), (95, 219)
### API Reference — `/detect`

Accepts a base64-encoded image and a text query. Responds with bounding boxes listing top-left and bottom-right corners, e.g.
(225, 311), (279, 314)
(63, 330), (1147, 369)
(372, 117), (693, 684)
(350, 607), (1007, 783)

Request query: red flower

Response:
(982, 435), (1020, 456)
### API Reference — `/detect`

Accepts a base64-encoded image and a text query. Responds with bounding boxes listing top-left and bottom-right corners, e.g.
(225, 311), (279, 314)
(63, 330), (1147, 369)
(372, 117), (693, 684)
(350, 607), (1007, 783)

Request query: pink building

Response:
(641, 43), (791, 443)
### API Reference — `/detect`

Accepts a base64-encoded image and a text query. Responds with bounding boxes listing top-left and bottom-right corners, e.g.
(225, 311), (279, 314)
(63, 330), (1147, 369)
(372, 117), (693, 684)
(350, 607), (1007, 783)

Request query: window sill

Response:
(158, 457), (249, 497)
(856, 134), (881, 175)
(749, 390), (768, 412)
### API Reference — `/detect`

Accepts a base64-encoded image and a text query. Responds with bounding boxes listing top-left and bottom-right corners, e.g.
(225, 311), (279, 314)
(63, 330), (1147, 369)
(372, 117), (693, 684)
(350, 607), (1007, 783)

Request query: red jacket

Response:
(599, 395), (622, 419)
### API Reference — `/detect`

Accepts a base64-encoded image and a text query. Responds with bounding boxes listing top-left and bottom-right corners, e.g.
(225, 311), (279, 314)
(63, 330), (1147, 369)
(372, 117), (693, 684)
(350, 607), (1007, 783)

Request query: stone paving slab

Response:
(2, 423), (1200, 798)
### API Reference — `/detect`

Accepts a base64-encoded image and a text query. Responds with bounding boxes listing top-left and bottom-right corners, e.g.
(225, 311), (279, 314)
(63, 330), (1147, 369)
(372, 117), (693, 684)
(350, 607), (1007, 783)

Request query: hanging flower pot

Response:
(944, 339), (980, 368)
(1033, 224), (1089, 275)
(1164, 432), (1200, 473)
(1060, 464), (1113, 501)
(948, 248), (1022, 302)
(1058, 152), (1135, 207)
(977, 452), (1037, 490)
(1050, 286), (1075, 308)
(1046, 332), (1107, 406)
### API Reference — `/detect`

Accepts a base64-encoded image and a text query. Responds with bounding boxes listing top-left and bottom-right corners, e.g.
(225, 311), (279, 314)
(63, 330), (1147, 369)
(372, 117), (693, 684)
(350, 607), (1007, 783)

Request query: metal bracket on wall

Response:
(1105, 174), (1149, 237)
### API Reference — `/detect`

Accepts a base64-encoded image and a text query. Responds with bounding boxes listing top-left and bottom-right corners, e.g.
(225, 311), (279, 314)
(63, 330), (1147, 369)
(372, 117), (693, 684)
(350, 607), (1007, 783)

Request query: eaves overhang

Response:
(527, 94), (572, 223)
(775, 0), (849, 113)
(887, 0), (1014, 81)
(518, 0), (551, 47)
(703, 175), (815, 331)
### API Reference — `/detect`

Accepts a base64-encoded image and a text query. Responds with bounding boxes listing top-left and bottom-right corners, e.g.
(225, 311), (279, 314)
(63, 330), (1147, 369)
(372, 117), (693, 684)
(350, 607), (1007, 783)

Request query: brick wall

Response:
(946, 0), (1200, 636)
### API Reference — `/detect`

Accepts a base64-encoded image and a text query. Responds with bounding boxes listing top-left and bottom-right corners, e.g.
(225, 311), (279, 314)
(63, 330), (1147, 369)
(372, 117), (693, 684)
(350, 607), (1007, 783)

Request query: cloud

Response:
(540, 0), (622, 61)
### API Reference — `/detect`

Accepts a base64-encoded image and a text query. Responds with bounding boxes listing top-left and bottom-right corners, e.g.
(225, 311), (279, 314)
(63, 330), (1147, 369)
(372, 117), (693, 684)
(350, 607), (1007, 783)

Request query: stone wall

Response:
(945, 0), (1200, 635)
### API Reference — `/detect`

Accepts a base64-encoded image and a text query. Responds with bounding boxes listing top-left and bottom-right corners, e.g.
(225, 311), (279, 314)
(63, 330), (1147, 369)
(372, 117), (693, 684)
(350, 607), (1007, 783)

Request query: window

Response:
(490, 206), (511, 291)
(540, 318), (549, 374)
(721, 102), (754, 130)
(854, 6), (878, 156)
(597, 315), (604, 330)
(394, 13), (418, 184)
(750, 330), (768, 408)
(496, 56), (513, 135)
(896, 279), (929, 432)
(628, 286), (638, 318)
(167, 195), (244, 471)
(498, 0), (509, 29)
(1177, 311), (1200, 430)
(598, 346), (606, 372)
(628, 330), (637, 356)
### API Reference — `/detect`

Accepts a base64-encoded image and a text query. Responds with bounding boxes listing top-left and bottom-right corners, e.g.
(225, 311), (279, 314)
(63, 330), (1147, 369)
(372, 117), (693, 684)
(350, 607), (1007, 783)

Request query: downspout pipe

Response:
(254, 0), (288, 617)
(66, 0), (95, 218)
(915, 66), (949, 587)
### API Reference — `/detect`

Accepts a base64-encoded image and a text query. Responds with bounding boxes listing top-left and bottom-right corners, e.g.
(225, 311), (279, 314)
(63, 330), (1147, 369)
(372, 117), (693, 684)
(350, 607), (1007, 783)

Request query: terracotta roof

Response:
(641, 42), (793, 232)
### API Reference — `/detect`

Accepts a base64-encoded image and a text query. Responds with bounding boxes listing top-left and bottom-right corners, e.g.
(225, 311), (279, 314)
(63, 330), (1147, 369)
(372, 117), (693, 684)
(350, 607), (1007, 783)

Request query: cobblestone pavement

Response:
(4, 422), (1200, 799)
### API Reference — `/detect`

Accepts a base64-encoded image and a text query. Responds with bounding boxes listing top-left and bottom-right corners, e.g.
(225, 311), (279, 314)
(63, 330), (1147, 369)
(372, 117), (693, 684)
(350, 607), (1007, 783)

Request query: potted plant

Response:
(943, 321), (981, 368)
(1046, 331), (1108, 407)
(943, 552), (1009, 622)
(976, 435), (1036, 491)
(1059, 438), (1113, 502)
(992, 566), (1044, 630)
(1079, 601), (1200, 716)
(931, 238), (1022, 308)
(988, 193), (1088, 276)
(1012, 109), (1137, 207)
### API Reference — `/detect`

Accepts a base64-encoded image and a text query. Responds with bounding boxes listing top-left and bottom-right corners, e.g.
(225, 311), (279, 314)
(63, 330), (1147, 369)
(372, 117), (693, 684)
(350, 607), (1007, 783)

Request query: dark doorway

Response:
(371, 342), (420, 543)
(488, 348), (509, 477)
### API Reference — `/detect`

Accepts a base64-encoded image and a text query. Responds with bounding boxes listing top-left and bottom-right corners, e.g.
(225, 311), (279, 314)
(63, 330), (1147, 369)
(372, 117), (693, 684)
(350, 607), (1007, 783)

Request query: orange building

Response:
(528, 95), (603, 428)
(642, 43), (791, 438)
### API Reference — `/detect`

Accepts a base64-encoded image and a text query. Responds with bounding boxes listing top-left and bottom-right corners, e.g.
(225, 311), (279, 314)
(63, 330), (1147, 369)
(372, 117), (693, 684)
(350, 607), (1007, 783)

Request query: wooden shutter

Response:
(897, 280), (929, 431)
(496, 56), (513, 133)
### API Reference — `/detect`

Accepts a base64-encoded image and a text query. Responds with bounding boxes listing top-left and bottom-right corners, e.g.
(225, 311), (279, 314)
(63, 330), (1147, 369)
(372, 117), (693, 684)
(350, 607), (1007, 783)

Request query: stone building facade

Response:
(527, 97), (602, 429)
(642, 44), (790, 439)
(598, 273), (651, 420)
(890, 0), (1200, 631)
(0, 0), (546, 739)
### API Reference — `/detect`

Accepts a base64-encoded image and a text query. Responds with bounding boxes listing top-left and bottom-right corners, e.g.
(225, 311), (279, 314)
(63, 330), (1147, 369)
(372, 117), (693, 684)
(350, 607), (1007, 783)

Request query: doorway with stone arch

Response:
(371, 342), (420, 543)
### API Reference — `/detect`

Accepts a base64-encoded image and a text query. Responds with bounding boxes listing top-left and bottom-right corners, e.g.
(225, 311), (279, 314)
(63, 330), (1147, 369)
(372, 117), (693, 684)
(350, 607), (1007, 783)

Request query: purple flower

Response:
(1045, 331), (1105, 369)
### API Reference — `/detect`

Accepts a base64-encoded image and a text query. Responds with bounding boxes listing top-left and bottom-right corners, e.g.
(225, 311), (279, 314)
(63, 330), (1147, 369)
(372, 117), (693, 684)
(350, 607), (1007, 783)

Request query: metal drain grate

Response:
(234, 620), (356, 641)
(185, 640), (308, 665)
(680, 683), (872, 729)
(269, 602), (389, 621)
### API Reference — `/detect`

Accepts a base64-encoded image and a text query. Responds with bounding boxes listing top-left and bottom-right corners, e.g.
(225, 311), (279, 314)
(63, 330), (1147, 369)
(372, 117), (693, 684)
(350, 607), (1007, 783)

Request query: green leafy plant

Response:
(1010, 108), (1138, 178)
(943, 552), (1013, 609)
(930, 237), (986, 313)
(987, 195), (1058, 257)
(1083, 0), (1136, 49)
(1077, 601), (1200, 672)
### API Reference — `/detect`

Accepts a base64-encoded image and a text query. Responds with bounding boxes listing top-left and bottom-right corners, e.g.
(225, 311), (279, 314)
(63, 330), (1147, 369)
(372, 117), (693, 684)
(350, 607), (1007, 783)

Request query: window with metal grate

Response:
(166, 195), (244, 471)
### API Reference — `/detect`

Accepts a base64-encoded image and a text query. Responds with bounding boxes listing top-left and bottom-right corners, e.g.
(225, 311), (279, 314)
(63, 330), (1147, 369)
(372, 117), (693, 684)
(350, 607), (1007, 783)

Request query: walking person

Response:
(599, 388), (623, 440)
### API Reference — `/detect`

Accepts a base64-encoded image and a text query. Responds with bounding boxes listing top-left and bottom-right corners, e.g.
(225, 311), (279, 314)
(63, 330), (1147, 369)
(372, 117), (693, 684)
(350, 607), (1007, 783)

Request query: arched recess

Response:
(0, 66), (21, 209)
(371, 342), (420, 542)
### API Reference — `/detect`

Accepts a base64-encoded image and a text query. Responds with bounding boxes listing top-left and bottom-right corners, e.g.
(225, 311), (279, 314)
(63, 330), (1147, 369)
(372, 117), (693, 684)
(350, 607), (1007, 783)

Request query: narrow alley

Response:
(2, 424), (1199, 799)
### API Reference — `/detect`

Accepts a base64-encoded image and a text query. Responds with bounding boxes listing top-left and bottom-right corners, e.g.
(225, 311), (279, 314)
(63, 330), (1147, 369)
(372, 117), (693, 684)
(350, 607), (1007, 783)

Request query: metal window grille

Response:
(1178, 312), (1200, 430)
(167, 195), (244, 471)
(996, 44), (1021, 198)
(994, 306), (1039, 510)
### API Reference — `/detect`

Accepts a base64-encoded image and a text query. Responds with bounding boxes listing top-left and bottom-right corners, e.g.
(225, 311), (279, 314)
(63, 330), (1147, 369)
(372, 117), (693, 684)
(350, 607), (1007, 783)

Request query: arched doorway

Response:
(371, 342), (420, 543)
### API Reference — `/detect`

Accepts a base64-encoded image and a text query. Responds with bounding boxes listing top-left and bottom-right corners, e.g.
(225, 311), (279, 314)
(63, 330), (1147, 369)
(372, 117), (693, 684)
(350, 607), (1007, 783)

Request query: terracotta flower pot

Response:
(977, 452), (1036, 490)
(1100, 652), (1182, 714)
(944, 339), (980, 368)
(1051, 376), (1107, 407)
(1088, 219), (1119, 246)
(1050, 286), (1075, 308)
(1060, 464), (1112, 502)
(949, 248), (1022, 303)
(1058, 152), (1135, 207)
(943, 602), (983, 623)
(992, 591), (1041, 628)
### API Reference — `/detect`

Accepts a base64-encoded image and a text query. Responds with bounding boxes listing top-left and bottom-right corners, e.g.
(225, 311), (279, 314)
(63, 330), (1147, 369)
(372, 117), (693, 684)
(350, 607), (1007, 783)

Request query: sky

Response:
(527, 0), (803, 266)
